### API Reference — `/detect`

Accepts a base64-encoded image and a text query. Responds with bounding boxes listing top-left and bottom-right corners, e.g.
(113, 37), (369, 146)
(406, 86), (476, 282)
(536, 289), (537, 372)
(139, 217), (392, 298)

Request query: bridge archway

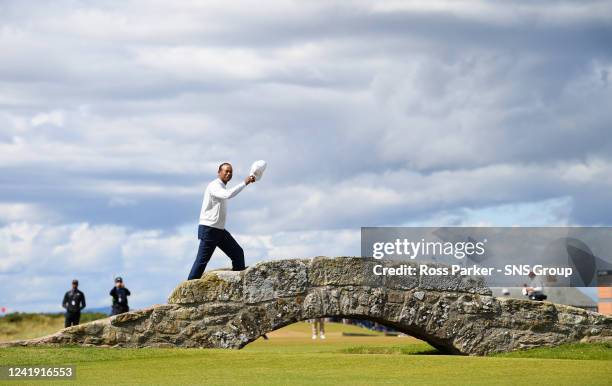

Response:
(7, 257), (611, 355)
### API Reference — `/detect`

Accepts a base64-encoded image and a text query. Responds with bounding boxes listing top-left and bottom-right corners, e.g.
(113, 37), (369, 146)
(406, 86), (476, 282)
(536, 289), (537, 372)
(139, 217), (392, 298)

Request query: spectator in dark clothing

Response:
(62, 279), (86, 327)
(110, 276), (131, 315)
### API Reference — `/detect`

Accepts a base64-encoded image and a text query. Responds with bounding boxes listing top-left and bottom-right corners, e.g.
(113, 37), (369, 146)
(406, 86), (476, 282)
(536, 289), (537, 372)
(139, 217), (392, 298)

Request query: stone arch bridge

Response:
(4, 257), (611, 355)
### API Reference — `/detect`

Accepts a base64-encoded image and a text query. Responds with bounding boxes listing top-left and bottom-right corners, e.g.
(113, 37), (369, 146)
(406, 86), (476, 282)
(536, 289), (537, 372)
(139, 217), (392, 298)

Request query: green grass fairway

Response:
(0, 313), (107, 342)
(1, 322), (610, 385)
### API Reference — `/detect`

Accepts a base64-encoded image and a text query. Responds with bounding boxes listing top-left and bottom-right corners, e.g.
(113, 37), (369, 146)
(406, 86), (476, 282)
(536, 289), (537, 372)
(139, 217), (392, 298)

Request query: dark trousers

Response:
(529, 293), (548, 301)
(188, 225), (245, 280)
(111, 304), (129, 316)
(65, 311), (80, 327)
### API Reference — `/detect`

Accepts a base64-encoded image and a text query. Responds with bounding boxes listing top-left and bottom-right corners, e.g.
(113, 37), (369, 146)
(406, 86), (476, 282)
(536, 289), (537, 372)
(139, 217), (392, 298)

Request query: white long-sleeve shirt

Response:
(199, 178), (246, 229)
(528, 276), (545, 293)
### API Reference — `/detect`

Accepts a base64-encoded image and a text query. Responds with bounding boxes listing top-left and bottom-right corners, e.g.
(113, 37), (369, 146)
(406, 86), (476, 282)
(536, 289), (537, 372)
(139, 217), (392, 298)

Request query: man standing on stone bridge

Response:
(187, 162), (256, 280)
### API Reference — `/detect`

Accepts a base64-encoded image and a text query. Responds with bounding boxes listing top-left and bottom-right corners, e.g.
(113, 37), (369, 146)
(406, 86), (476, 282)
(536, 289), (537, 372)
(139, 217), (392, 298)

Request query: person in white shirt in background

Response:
(311, 318), (326, 340)
(522, 271), (547, 301)
(187, 162), (256, 280)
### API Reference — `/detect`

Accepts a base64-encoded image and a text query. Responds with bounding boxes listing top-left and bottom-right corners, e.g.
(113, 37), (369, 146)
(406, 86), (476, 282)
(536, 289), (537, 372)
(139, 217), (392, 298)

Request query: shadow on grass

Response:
(492, 342), (612, 361)
(339, 345), (441, 356)
(411, 348), (443, 355)
(341, 332), (379, 337)
(340, 342), (612, 359)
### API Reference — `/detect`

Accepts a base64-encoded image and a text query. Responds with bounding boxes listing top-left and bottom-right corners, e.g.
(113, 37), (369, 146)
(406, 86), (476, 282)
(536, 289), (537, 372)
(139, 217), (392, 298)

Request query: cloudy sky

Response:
(1, 0), (611, 312)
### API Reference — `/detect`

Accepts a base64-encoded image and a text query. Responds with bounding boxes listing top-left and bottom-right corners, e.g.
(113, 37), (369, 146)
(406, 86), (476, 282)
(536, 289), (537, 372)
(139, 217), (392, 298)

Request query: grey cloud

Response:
(1, 1), (611, 311)
(0, 0), (612, 309)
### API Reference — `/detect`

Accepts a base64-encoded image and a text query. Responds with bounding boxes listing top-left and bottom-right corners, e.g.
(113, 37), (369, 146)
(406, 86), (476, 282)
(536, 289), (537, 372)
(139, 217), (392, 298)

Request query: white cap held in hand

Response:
(249, 160), (267, 181)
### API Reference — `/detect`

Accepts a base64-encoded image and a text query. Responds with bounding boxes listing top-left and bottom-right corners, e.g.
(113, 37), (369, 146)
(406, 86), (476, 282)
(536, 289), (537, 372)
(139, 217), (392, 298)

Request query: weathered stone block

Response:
(168, 270), (244, 304)
(243, 259), (308, 303)
(308, 256), (383, 287)
(418, 263), (490, 295)
(380, 260), (420, 290)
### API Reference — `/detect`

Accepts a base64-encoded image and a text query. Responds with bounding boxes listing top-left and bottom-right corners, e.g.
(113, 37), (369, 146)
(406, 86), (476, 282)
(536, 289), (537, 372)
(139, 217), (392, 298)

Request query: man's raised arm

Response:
(209, 176), (255, 199)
